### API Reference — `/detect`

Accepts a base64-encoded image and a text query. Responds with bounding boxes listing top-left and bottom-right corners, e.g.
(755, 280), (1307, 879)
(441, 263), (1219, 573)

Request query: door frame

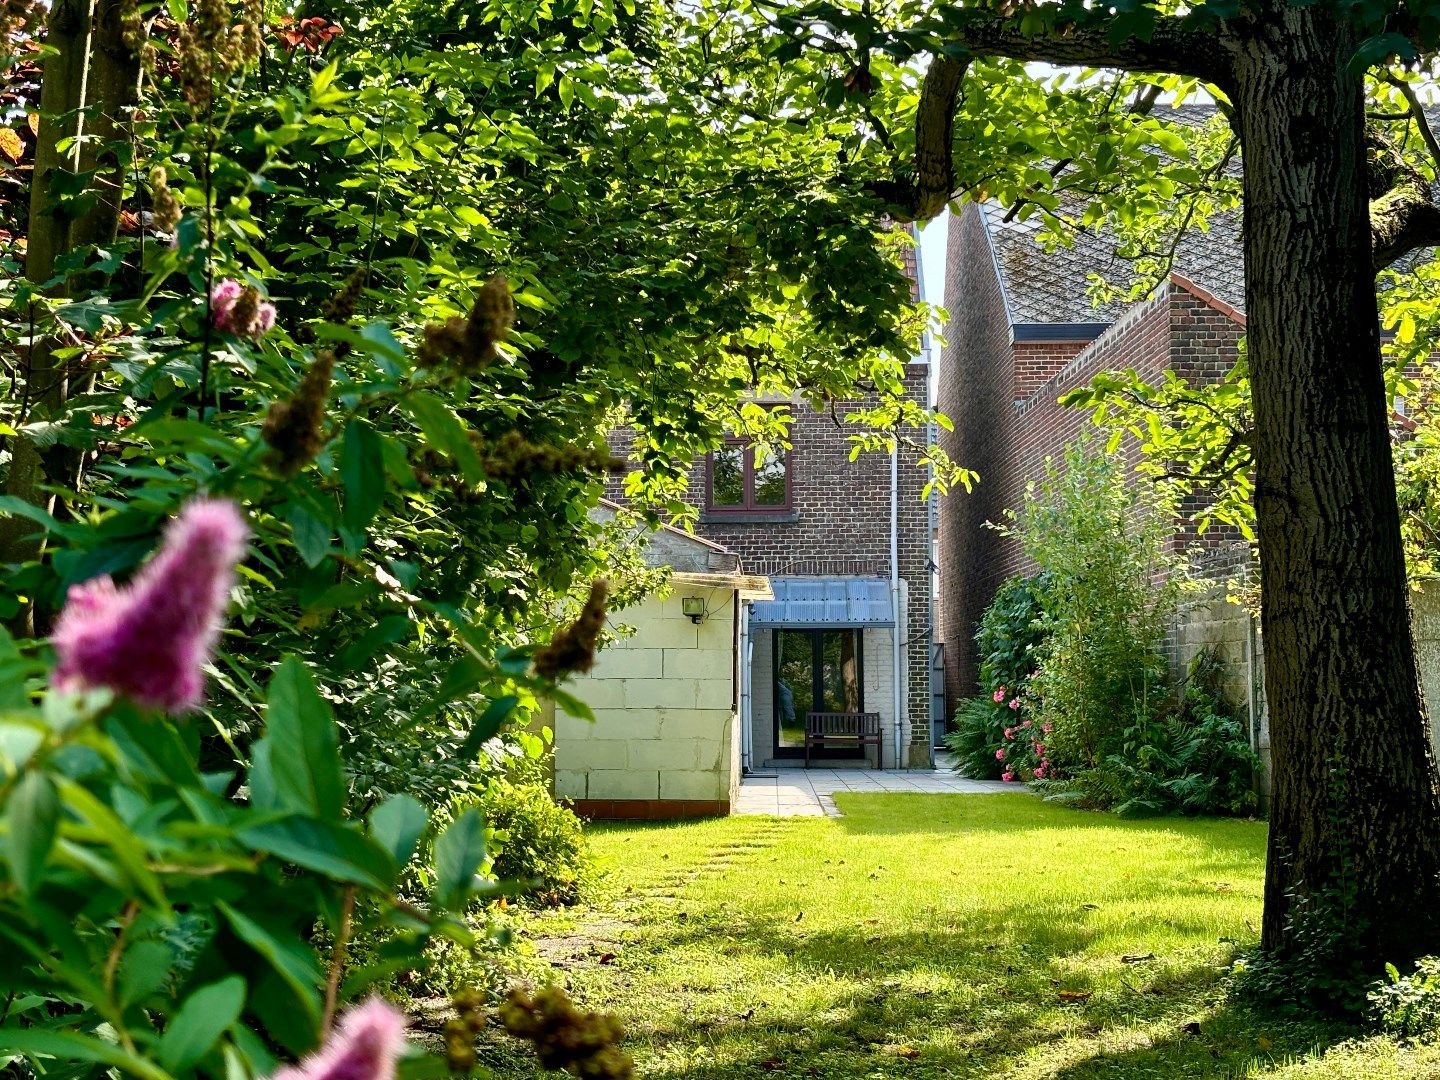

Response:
(771, 627), (865, 759)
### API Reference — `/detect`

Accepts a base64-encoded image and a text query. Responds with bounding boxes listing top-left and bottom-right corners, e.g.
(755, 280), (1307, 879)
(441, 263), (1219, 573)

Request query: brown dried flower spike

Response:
(262, 349), (335, 475)
(443, 989), (487, 1073)
(417, 275), (516, 376)
(499, 986), (633, 1080)
(534, 580), (608, 681)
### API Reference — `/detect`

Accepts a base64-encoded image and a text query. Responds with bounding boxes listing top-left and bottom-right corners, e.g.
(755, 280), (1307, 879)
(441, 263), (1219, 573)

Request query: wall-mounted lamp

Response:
(681, 596), (707, 624)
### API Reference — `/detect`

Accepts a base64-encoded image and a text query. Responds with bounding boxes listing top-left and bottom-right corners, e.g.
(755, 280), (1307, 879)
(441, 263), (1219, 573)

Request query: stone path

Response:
(733, 763), (1014, 817)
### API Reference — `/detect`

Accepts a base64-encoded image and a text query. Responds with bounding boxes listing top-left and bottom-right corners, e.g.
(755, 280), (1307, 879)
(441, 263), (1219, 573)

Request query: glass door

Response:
(773, 629), (862, 756)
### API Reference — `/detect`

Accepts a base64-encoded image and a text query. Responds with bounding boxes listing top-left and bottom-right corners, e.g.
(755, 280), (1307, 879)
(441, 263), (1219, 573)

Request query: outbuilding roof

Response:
(749, 576), (895, 629)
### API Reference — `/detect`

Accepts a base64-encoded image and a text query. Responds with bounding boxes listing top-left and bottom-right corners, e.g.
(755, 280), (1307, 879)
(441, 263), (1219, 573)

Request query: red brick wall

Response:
(935, 205), (1016, 704)
(1013, 341), (1092, 401)
(938, 266), (1250, 711)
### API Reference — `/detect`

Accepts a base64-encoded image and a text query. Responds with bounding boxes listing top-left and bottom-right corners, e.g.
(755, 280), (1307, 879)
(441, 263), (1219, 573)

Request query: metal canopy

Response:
(748, 576), (894, 629)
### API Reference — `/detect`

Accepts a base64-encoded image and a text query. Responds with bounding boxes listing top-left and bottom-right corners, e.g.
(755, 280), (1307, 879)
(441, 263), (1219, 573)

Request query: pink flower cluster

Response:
(51, 499), (249, 713)
(271, 999), (406, 1080)
(211, 278), (277, 339)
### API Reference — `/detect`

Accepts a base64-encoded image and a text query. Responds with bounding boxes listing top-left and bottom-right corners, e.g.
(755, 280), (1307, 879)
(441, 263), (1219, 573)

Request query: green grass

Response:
(498, 794), (1440, 1079)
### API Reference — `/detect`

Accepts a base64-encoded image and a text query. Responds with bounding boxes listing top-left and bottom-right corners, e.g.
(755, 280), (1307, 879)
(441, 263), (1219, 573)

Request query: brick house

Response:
(934, 200), (1258, 732)
(595, 241), (941, 783)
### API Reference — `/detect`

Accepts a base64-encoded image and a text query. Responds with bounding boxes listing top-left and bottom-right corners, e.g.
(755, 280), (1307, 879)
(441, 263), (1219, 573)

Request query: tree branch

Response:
(891, 11), (1230, 221)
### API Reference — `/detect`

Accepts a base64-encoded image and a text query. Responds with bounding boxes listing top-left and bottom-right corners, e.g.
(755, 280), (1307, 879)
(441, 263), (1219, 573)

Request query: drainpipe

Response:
(740, 601), (753, 772)
(890, 440), (904, 770)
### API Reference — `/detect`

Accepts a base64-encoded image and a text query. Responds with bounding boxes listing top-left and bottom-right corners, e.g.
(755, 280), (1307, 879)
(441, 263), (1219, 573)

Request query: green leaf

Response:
(1, 1028), (175, 1080)
(458, 695), (519, 759)
(432, 808), (486, 911)
(341, 422), (386, 533)
(286, 504), (331, 568)
(158, 976), (246, 1072)
(265, 659), (344, 820)
(368, 794), (428, 868)
(238, 815), (396, 888)
(4, 772), (58, 896)
(217, 903), (323, 1032)
(403, 393), (486, 486)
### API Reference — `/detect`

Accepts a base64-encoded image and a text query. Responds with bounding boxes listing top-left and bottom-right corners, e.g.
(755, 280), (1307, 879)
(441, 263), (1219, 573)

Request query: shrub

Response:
(946, 697), (1008, 778)
(474, 780), (593, 907)
(947, 575), (1053, 780)
(1368, 957), (1440, 1038)
(976, 574), (1052, 692)
(997, 441), (1187, 772)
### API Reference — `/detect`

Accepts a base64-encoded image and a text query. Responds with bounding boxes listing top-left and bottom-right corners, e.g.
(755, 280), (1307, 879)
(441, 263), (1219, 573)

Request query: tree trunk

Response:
(2, 0), (135, 586)
(1229, 8), (1440, 964)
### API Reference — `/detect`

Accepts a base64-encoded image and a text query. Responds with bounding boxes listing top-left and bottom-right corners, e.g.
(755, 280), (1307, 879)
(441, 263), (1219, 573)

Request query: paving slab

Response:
(733, 764), (1017, 817)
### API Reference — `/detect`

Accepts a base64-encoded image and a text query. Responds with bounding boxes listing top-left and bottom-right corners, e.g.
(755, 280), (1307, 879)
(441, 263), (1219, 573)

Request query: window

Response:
(773, 628), (863, 754)
(706, 442), (791, 512)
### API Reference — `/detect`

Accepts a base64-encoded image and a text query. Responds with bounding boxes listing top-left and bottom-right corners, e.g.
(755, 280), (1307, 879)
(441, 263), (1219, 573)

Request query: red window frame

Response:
(704, 441), (793, 514)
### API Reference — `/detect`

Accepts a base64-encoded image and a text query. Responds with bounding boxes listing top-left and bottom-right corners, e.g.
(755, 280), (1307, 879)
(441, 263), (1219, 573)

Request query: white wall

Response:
(555, 586), (739, 808)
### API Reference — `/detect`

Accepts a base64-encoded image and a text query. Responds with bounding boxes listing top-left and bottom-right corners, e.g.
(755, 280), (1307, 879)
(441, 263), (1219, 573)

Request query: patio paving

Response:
(733, 759), (1014, 817)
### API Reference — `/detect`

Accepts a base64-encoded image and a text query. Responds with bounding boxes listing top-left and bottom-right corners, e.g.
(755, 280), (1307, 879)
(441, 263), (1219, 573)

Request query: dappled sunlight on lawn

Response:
(497, 794), (1440, 1080)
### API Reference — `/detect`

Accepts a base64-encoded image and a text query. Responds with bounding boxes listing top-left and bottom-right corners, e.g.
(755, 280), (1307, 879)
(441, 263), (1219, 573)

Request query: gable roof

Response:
(977, 102), (1246, 326)
(982, 200), (1246, 325)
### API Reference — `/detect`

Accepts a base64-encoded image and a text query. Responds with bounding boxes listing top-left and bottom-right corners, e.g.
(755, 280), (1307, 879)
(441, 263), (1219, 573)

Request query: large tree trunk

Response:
(1230, 8), (1440, 963)
(2, 0), (135, 588)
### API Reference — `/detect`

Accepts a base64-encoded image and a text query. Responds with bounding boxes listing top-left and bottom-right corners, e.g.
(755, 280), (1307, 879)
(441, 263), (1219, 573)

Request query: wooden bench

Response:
(804, 711), (883, 769)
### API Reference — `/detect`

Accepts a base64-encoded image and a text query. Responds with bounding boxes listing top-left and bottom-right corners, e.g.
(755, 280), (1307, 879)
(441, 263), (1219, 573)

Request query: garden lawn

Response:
(499, 794), (1440, 1079)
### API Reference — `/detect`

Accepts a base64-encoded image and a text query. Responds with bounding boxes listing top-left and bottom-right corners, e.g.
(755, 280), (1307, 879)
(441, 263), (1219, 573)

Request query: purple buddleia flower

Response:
(272, 1000), (407, 1080)
(51, 499), (249, 713)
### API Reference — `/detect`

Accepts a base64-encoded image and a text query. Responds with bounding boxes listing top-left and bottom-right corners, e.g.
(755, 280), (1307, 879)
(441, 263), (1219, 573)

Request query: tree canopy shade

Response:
(0, 0), (966, 797)
(765, 0), (1440, 994)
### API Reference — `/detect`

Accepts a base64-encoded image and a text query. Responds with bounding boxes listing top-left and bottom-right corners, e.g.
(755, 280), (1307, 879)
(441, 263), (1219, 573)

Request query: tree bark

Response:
(908, 1), (1440, 975)
(1225, 8), (1440, 961)
(2, 0), (135, 582)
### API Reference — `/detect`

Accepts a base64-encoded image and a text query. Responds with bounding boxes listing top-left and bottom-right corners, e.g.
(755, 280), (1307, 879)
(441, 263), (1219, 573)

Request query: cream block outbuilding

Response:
(554, 505), (770, 818)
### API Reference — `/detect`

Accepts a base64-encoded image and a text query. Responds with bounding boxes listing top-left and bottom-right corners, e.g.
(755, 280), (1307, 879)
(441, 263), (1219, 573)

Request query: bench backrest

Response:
(805, 711), (881, 737)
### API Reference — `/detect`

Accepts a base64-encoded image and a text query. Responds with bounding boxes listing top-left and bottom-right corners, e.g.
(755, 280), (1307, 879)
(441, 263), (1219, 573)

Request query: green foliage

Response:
(1057, 650), (1259, 817)
(975, 574), (1052, 694)
(1368, 957), (1440, 1038)
(0, 647), (495, 1076)
(997, 441), (1186, 773)
(944, 697), (1008, 779)
(470, 780), (593, 908)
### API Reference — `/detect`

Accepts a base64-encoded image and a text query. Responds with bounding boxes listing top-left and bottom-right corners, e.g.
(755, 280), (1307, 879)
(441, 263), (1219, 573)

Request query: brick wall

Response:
(606, 365), (935, 762)
(1013, 341), (1092, 401)
(938, 260), (1253, 711)
(935, 205), (1016, 707)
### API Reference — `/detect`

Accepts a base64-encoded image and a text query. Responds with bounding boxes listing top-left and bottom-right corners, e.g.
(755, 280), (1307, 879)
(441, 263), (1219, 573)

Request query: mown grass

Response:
(495, 794), (1440, 1079)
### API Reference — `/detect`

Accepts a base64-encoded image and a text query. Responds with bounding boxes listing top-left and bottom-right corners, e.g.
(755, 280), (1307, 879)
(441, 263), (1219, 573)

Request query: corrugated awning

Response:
(748, 576), (894, 628)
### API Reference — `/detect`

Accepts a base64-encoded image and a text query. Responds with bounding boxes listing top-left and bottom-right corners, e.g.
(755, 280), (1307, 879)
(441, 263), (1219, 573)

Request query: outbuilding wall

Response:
(555, 585), (738, 818)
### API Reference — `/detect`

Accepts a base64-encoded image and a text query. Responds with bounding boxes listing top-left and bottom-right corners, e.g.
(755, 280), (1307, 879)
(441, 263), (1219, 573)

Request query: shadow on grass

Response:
(557, 794), (1355, 1079)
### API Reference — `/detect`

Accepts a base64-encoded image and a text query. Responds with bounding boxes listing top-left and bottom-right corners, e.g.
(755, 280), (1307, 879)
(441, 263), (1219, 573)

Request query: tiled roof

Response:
(983, 200), (1245, 325)
(980, 103), (1246, 324)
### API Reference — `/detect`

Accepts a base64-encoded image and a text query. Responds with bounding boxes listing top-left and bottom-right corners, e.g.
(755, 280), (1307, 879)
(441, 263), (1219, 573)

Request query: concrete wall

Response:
(1172, 591), (1269, 804)
(555, 584), (738, 818)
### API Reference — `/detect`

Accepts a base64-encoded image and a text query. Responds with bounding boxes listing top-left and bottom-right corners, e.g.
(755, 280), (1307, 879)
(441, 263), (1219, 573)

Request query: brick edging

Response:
(565, 798), (729, 820)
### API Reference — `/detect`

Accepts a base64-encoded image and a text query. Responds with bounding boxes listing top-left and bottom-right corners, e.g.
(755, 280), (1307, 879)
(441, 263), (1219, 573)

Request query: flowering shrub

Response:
(945, 575), (1051, 779)
(0, 499), (503, 1075)
(0, 0), (941, 1076)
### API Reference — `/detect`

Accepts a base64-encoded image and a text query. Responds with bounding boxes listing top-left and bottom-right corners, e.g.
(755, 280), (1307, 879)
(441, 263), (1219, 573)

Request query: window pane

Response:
(711, 447), (744, 506)
(775, 630), (814, 749)
(753, 446), (788, 506)
(818, 630), (862, 713)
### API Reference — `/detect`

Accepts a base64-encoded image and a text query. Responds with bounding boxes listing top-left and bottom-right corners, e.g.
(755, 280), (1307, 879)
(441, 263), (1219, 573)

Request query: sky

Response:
(916, 210), (949, 363)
